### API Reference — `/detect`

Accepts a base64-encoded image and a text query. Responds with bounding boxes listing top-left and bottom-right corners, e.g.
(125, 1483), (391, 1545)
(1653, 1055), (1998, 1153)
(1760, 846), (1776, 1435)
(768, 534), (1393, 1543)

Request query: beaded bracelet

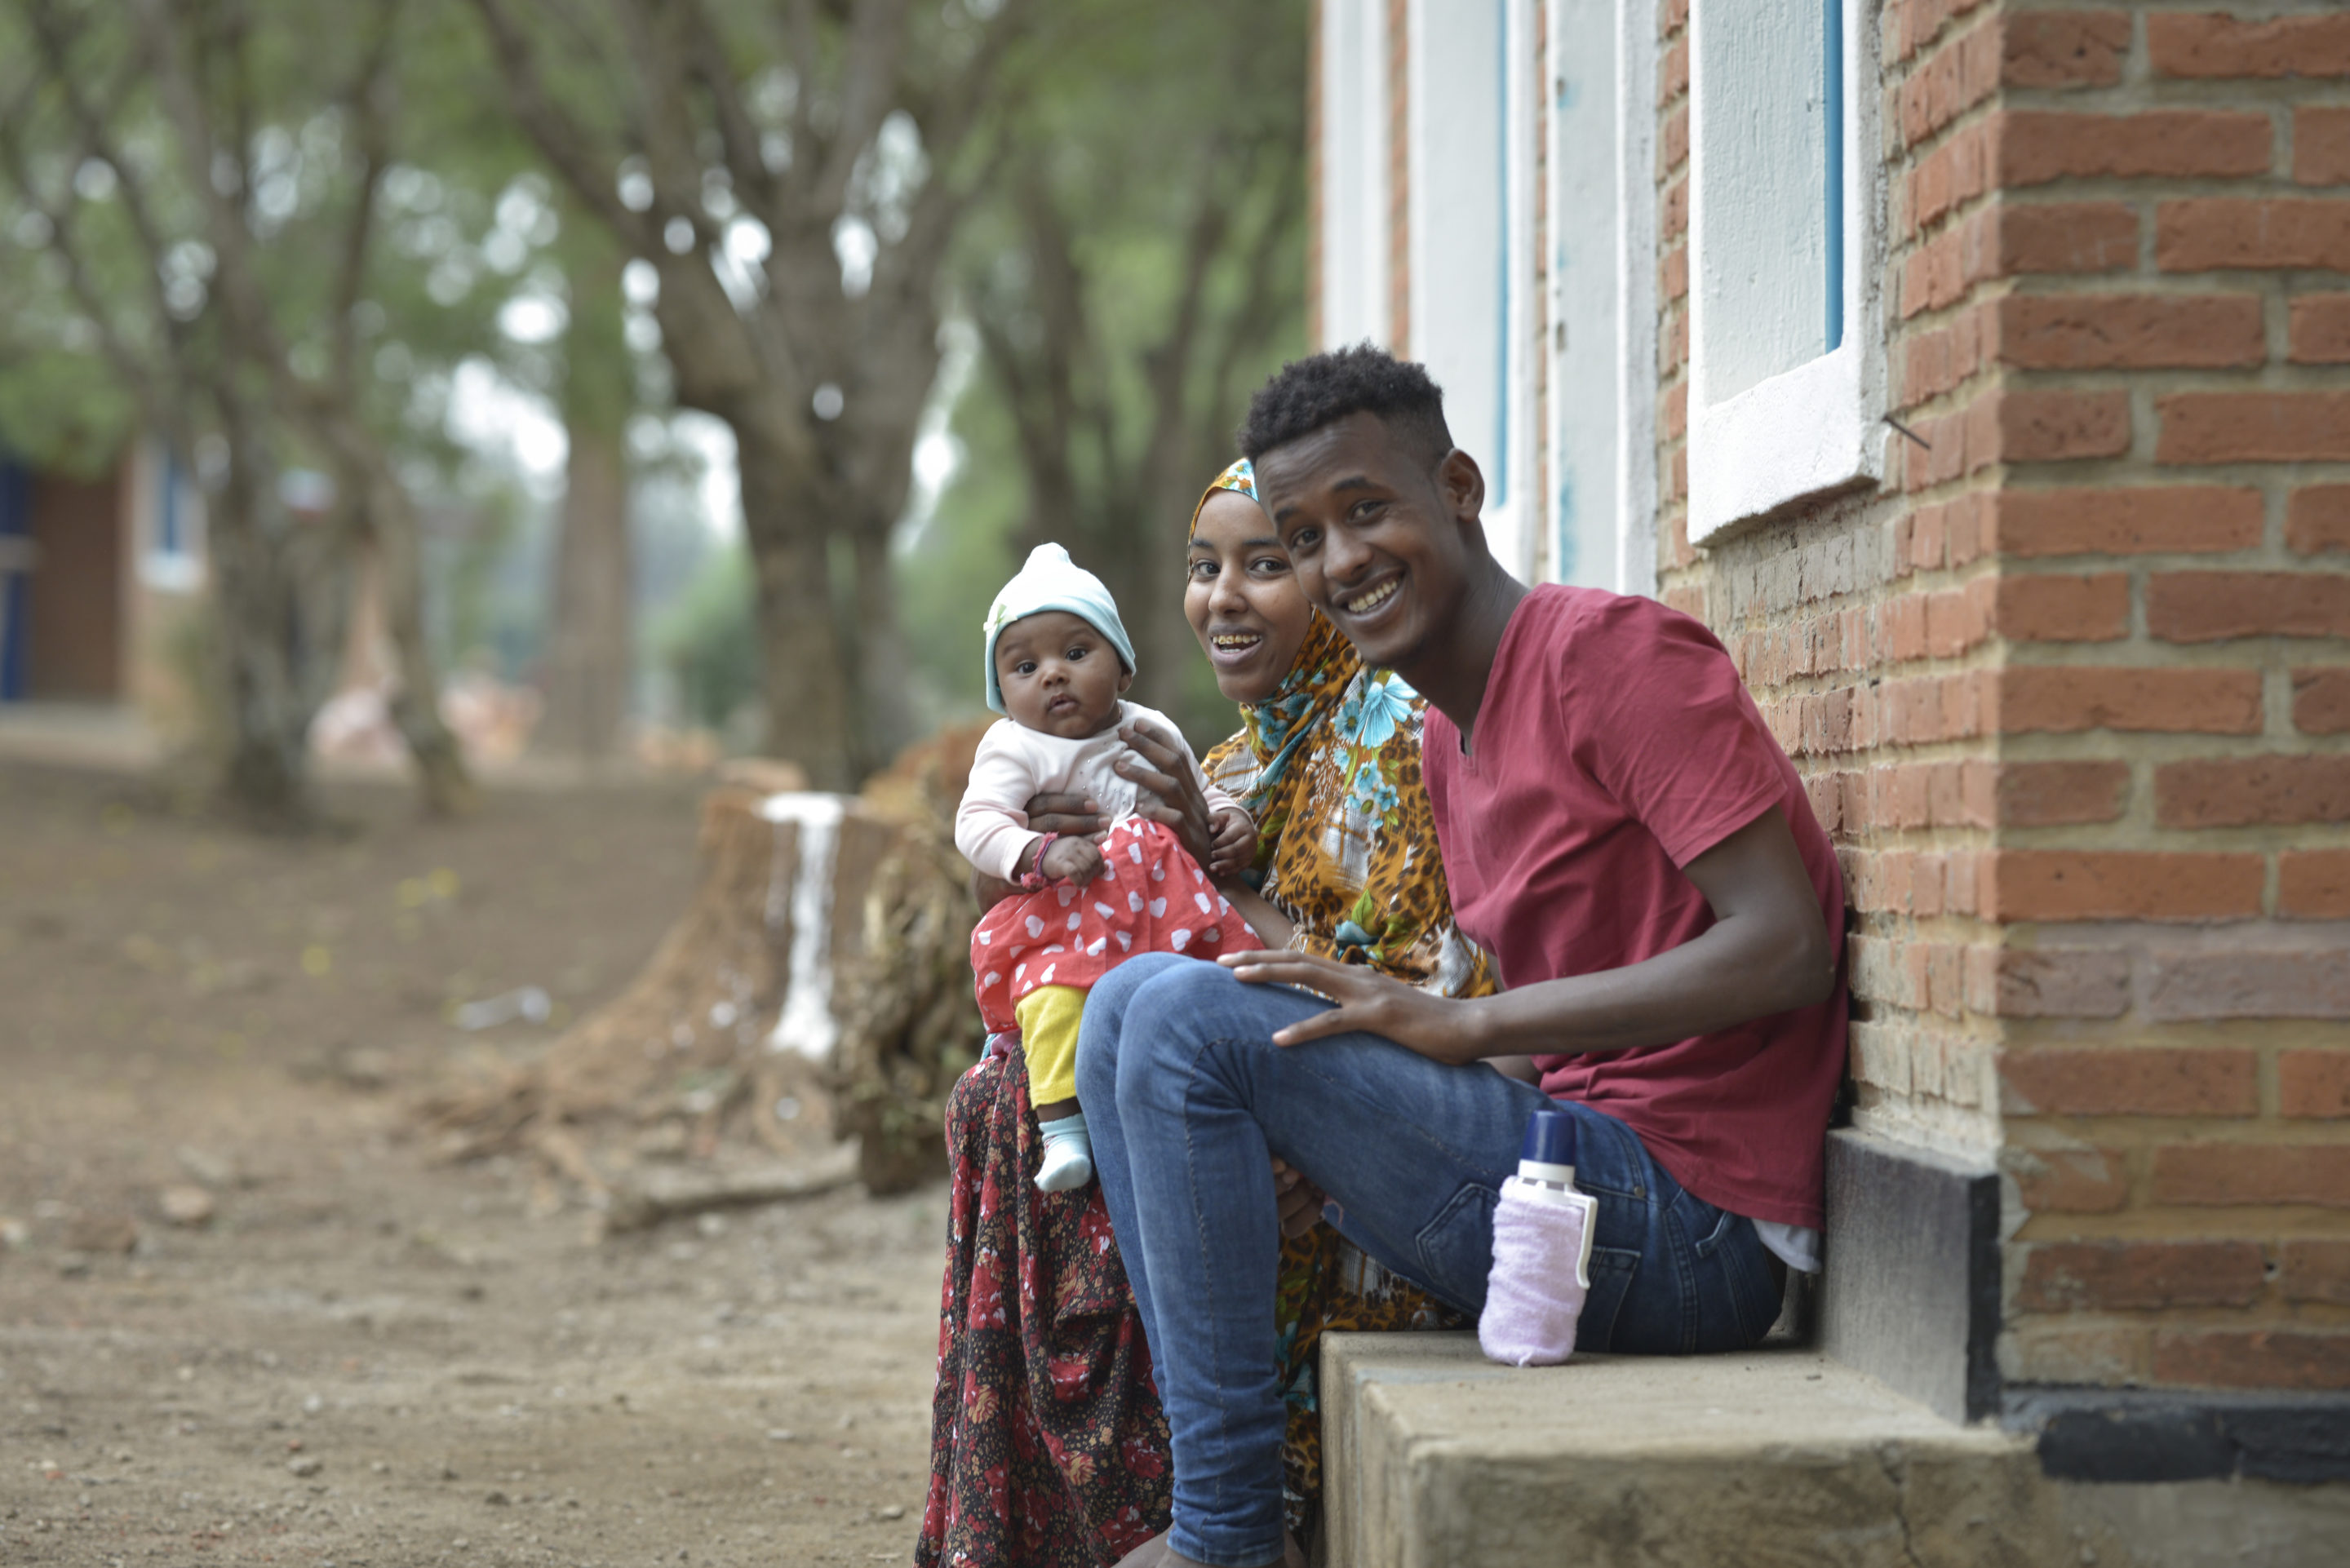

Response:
(1018, 831), (1062, 890)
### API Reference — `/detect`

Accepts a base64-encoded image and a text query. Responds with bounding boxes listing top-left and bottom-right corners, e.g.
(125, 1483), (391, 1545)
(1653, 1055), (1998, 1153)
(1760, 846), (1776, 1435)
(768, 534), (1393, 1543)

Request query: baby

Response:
(955, 543), (1264, 1192)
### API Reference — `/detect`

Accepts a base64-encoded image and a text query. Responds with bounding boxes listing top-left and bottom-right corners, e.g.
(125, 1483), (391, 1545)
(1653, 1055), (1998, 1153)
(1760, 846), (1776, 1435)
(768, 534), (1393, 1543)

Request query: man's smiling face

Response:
(1253, 410), (1483, 675)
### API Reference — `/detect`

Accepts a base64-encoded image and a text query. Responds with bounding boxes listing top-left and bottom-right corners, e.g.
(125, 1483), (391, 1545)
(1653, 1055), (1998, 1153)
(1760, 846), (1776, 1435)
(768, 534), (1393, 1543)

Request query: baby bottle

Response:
(1478, 1105), (1600, 1366)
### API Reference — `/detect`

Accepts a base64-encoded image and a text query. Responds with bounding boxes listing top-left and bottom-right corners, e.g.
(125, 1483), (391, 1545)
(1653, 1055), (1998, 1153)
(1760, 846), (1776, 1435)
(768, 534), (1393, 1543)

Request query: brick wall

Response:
(1656, 1), (2350, 1394)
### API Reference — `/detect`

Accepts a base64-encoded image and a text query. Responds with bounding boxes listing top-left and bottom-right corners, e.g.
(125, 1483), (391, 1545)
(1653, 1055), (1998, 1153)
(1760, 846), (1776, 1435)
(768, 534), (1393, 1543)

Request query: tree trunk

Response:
(355, 458), (475, 816)
(738, 421), (859, 791)
(538, 429), (632, 760)
(202, 424), (353, 830)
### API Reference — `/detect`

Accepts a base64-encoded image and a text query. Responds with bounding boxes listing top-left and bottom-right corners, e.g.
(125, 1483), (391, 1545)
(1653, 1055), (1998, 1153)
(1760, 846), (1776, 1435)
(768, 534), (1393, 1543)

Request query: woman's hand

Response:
(1219, 947), (1482, 1064)
(1022, 791), (1107, 841)
(1271, 1157), (1327, 1241)
(1115, 720), (1219, 866)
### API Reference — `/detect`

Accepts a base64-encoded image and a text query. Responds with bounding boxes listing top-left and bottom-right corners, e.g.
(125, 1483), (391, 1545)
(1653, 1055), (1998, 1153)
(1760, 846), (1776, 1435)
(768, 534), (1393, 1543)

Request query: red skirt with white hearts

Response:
(970, 817), (1263, 1036)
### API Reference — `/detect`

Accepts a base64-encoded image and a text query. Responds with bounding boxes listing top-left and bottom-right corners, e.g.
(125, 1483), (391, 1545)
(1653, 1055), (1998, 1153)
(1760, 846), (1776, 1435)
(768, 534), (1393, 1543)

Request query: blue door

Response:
(0, 456), (30, 702)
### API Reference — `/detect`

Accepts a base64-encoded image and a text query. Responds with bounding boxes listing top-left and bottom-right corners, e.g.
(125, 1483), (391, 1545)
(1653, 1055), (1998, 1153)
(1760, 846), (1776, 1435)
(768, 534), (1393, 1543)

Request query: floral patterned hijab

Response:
(1192, 460), (1493, 998)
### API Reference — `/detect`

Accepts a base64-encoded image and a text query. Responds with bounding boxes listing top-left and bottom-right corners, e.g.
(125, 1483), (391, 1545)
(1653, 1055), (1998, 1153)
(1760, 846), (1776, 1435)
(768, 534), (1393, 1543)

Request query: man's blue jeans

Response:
(1075, 954), (1782, 1568)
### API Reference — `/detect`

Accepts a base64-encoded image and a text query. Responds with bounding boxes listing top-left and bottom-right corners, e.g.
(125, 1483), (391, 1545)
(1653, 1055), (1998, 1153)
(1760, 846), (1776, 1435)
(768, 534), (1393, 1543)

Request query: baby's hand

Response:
(1040, 834), (1106, 887)
(1206, 808), (1256, 881)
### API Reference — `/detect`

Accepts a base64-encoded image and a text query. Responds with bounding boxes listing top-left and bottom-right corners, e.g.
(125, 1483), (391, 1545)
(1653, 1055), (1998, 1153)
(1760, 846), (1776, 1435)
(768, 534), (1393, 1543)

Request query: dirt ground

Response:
(0, 759), (948, 1568)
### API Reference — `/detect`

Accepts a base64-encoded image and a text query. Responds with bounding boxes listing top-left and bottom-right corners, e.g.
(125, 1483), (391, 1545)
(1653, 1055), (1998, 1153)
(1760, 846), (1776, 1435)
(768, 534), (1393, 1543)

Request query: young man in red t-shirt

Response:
(1073, 348), (1846, 1568)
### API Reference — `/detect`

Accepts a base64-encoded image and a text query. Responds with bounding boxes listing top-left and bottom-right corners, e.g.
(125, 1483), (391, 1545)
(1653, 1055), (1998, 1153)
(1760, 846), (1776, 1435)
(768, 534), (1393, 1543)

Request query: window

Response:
(140, 444), (204, 592)
(1544, 0), (1658, 594)
(1686, 0), (1882, 541)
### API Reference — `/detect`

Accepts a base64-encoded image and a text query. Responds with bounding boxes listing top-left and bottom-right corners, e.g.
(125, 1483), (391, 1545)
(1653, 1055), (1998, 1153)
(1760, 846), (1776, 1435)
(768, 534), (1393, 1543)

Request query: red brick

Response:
(2289, 487), (2350, 556)
(2154, 1144), (2350, 1207)
(2147, 948), (2350, 1021)
(1993, 573), (2128, 641)
(1661, 174), (1687, 241)
(1661, 104), (1688, 175)
(1978, 946), (2133, 1018)
(1998, 667), (2264, 735)
(2289, 295), (2350, 366)
(1999, 388), (2131, 463)
(1993, 202), (2137, 274)
(2001, 110), (2272, 188)
(2281, 1240), (2350, 1305)
(1996, 760), (2129, 825)
(2158, 199), (2350, 273)
(1660, 35), (1687, 102)
(2295, 670), (2350, 734)
(1659, 0), (1687, 41)
(2005, 1048), (2259, 1117)
(2017, 1241), (2265, 1312)
(2156, 756), (2350, 827)
(2002, 11), (2131, 89)
(2300, 108), (2350, 188)
(2149, 14), (2350, 80)
(1900, 20), (1999, 147)
(2282, 1052), (2350, 1119)
(1993, 487), (2263, 557)
(1998, 294), (2264, 371)
(2148, 571), (2350, 640)
(2280, 849), (2350, 919)
(2153, 1331), (2350, 1393)
(1984, 851), (2265, 921)
(1902, 303), (1994, 402)
(2011, 1145), (2131, 1212)
(2157, 392), (2350, 465)
(1892, 0), (1993, 64)
(1911, 118), (1996, 232)
(1659, 245), (1687, 303)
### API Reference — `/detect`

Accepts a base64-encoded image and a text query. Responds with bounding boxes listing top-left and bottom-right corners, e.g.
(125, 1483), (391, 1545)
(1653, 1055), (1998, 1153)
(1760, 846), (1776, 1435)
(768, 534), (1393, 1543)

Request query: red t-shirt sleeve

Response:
(1563, 596), (1789, 869)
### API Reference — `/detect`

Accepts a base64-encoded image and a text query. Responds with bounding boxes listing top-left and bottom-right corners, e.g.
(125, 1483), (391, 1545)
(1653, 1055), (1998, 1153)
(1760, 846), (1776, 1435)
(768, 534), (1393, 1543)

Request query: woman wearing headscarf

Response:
(916, 462), (1494, 1567)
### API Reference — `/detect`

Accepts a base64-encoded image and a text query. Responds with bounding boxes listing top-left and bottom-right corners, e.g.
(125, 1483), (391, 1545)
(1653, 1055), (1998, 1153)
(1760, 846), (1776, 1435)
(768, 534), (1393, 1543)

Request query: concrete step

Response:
(1319, 1332), (2091, 1568)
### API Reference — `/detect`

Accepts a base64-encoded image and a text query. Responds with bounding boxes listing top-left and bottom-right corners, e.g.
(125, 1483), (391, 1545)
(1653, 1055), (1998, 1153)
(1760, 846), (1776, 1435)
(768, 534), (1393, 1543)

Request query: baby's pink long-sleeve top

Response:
(952, 701), (1247, 882)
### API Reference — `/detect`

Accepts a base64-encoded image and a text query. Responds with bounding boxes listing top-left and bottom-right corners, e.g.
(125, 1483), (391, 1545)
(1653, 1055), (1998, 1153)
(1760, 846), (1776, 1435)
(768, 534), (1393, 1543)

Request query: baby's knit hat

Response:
(982, 543), (1137, 714)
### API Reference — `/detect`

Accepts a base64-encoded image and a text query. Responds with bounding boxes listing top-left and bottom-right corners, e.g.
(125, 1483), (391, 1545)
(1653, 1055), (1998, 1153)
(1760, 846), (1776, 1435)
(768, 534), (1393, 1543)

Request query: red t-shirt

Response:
(1422, 586), (1847, 1229)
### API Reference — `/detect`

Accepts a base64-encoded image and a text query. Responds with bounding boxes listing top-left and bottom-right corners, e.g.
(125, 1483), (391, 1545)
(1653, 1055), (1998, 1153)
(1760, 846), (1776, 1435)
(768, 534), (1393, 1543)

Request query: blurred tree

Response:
(534, 219), (635, 761)
(0, 0), (489, 819)
(952, 0), (1306, 742)
(468, 0), (1039, 788)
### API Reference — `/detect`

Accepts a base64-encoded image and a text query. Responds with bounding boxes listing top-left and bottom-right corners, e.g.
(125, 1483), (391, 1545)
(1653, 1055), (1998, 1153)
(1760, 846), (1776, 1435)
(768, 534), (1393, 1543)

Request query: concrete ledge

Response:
(1319, 1331), (2064, 1568)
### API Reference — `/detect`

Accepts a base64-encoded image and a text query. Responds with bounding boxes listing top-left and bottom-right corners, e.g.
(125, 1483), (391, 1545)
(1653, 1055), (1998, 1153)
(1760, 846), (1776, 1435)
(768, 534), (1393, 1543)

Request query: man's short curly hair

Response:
(1236, 344), (1452, 470)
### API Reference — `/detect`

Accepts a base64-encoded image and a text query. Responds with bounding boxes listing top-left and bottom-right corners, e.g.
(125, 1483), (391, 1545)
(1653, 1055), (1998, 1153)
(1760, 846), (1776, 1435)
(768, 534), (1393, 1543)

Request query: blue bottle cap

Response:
(1522, 1105), (1576, 1168)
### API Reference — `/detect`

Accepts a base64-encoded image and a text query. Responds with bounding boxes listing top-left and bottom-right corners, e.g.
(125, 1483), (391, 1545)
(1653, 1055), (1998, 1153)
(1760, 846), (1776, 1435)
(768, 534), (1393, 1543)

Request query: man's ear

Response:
(1435, 448), (1486, 525)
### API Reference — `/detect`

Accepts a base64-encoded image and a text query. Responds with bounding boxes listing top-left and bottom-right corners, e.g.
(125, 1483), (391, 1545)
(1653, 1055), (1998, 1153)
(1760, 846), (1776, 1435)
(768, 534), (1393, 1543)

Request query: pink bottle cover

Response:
(1479, 1182), (1592, 1367)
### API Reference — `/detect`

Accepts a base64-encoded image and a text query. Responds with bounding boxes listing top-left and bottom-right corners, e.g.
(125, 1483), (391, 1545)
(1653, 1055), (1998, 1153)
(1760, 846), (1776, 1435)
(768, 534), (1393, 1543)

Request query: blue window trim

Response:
(158, 449), (184, 556)
(1824, 0), (1845, 356)
(0, 455), (29, 702)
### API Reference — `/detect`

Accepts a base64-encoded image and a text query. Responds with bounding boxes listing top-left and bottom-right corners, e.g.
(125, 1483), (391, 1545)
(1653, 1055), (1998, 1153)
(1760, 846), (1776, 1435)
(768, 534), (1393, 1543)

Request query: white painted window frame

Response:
(1315, 0), (1390, 353)
(1686, 0), (1885, 543)
(1541, 0), (1658, 596)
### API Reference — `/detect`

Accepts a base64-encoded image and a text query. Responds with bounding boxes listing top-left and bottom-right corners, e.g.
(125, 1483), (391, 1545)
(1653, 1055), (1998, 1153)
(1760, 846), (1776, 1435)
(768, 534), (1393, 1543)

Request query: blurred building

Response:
(1316, 0), (2346, 1509)
(0, 439), (207, 728)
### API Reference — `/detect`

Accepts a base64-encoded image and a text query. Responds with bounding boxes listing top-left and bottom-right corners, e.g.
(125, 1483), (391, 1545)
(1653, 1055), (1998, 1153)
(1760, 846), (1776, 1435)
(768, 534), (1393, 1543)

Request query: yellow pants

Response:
(1016, 984), (1087, 1105)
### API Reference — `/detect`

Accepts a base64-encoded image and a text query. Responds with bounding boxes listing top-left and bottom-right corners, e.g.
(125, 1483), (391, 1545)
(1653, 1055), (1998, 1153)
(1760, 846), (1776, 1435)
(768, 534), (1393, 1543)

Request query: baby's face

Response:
(995, 610), (1132, 740)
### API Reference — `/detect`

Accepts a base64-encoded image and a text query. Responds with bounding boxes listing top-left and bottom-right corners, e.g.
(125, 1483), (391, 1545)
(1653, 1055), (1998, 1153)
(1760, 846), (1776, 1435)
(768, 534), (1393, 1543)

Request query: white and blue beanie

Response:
(982, 543), (1137, 714)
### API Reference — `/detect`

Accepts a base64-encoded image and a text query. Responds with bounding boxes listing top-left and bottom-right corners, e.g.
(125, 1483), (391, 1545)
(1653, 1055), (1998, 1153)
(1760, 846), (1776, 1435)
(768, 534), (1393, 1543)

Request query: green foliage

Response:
(651, 542), (760, 734)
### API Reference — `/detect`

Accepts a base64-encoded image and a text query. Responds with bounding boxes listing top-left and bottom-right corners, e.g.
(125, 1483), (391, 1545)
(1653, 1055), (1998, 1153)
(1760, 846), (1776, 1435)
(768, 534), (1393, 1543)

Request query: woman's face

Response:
(1185, 489), (1315, 703)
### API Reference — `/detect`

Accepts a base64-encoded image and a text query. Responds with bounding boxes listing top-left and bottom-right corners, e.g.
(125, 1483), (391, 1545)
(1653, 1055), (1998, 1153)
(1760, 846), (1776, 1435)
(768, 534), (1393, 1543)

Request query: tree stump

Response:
(429, 725), (990, 1203)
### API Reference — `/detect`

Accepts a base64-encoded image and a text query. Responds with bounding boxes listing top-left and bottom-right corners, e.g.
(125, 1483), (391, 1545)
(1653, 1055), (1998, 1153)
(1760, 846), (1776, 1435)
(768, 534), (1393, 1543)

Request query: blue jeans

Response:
(1075, 953), (1781, 1567)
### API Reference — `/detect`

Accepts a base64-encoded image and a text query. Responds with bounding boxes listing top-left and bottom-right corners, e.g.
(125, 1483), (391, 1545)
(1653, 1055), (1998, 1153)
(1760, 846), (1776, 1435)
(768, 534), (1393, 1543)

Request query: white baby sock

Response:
(1035, 1110), (1094, 1193)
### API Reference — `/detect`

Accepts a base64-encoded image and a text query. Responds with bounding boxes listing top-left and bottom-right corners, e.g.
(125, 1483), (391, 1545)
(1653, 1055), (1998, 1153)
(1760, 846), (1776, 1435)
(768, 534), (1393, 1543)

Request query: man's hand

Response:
(1206, 808), (1256, 881)
(1219, 947), (1479, 1062)
(1116, 720), (1217, 867)
(1040, 834), (1106, 887)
